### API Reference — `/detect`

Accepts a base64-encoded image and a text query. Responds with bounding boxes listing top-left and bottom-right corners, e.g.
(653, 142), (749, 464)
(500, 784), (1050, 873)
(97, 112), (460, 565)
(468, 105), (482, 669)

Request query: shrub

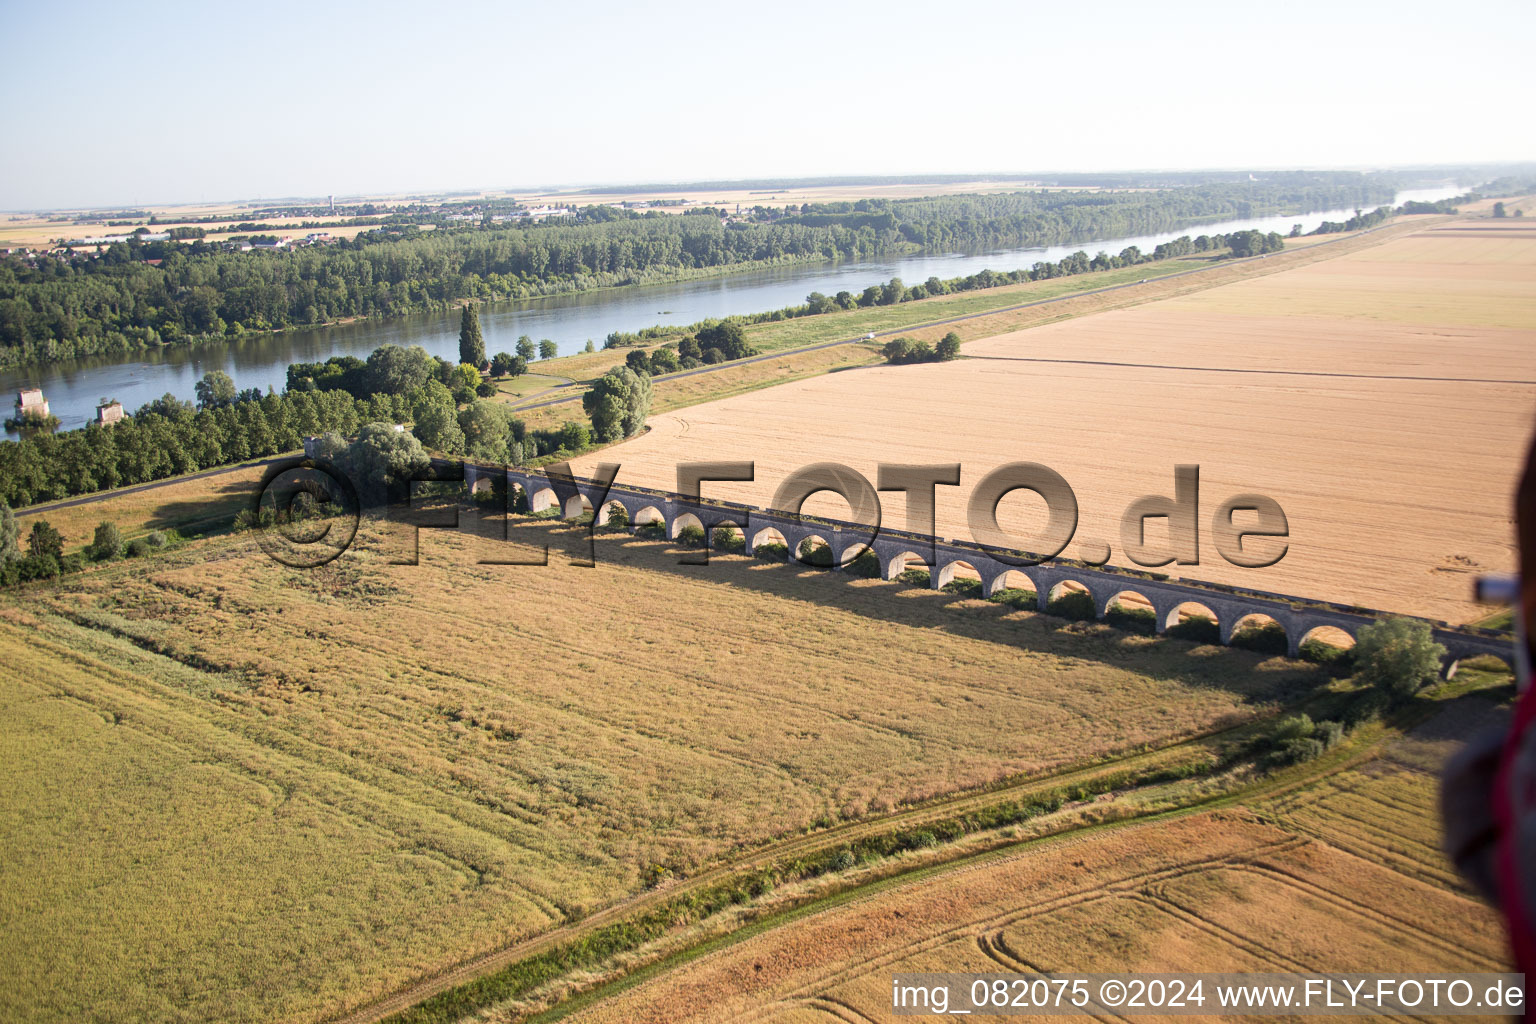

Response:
(1046, 589), (1096, 621)
(1299, 636), (1354, 671)
(1266, 737), (1326, 768)
(796, 538), (833, 567)
(941, 578), (983, 597)
(1353, 617), (1446, 700)
(754, 541), (788, 562)
(987, 587), (1037, 611)
(830, 848), (856, 872)
(710, 527), (744, 553)
(845, 549), (880, 577)
(675, 525), (706, 548)
(897, 567), (930, 587)
(1229, 620), (1288, 655)
(1166, 612), (1219, 644)
(88, 522), (123, 561)
(636, 519), (666, 538)
(125, 538), (151, 558)
(145, 530), (168, 549)
(1104, 601), (1156, 635)
(603, 503), (630, 529)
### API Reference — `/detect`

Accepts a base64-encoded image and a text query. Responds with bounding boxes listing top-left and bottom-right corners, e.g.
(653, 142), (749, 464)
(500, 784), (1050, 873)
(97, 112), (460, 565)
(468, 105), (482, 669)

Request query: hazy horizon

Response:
(2, 0), (1533, 209)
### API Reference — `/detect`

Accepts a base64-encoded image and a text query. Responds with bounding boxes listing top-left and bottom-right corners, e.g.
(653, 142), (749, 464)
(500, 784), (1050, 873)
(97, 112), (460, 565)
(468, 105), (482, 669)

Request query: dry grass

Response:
(561, 697), (1512, 1024)
(0, 512), (1326, 1023)
(19, 462), (271, 548)
(572, 220), (1536, 624)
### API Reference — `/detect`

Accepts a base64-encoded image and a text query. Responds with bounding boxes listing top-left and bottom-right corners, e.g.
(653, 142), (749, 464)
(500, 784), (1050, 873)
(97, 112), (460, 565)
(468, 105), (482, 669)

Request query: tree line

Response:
(0, 179), (1405, 368)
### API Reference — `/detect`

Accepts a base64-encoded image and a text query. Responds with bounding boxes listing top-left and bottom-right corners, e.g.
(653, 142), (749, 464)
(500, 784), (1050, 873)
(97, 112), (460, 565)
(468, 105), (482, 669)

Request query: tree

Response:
(194, 370), (237, 410)
(678, 336), (702, 363)
(583, 366), (652, 442)
(490, 351), (516, 376)
(1493, 202), (1508, 218)
(881, 338), (912, 363)
(89, 521), (123, 561)
(27, 519), (63, 561)
(935, 332), (961, 360)
(625, 349), (652, 374)
(1354, 617), (1446, 700)
(365, 344), (434, 395)
(451, 362), (481, 403)
(342, 422), (430, 503)
(458, 400), (517, 462)
(648, 347), (680, 374)
(458, 304), (485, 367)
(0, 500), (18, 562)
(516, 335), (537, 361)
(805, 291), (836, 315)
(694, 322), (752, 361)
(584, 339), (596, 353)
(539, 339), (558, 360)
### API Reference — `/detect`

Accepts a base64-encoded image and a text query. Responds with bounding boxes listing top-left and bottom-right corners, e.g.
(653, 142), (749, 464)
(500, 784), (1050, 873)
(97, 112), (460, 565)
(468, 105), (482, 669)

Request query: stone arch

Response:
(528, 485), (558, 513)
(750, 526), (789, 559)
(563, 493), (593, 519)
(986, 568), (1038, 598)
(882, 550), (928, 581)
(631, 505), (666, 536)
(933, 559), (983, 592)
(1102, 589), (1157, 634)
(706, 519), (748, 553)
(1297, 624), (1356, 662)
(1224, 612), (1289, 654)
(598, 500), (628, 527)
(670, 511), (704, 540)
(1165, 601), (1220, 643)
(837, 540), (877, 574)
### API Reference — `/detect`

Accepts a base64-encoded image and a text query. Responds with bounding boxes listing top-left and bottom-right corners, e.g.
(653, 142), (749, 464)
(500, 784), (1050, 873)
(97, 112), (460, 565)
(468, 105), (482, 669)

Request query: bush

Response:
(675, 525), (706, 548)
(897, 567), (930, 587)
(1299, 636), (1354, 671)
(1353, 617), (1446, 700)
(845, 549), (880, 577)
(987, 587), (1037, 611)
(145, 530), (168, 549)
(636, 519), (666, 538)
(603, 503), (630, 529)
(1266, 737), (1326, 768)
(88, 521), (123, 561)
(830, 848), (856, 872)
(1104, 601), (1156, 635)
(1230, 620), (1288, 655)
(125, 538), (151, 558)
(1046, 589), (1096, 621)
(754, 542), (788, 562)
(1166, 612), (1219, 644)
(941, 578), (983, 597)
(710, 527), (744, 553)
(796, 538), (833, 567)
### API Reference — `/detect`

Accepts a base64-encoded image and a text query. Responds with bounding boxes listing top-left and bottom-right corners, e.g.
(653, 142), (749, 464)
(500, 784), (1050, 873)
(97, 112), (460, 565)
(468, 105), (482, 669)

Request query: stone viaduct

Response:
(462, 464), (1514, 676)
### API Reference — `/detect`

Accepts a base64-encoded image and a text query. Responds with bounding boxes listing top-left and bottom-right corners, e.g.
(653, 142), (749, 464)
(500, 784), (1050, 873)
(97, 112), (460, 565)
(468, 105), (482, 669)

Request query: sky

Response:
(1, 0), (1532, 210)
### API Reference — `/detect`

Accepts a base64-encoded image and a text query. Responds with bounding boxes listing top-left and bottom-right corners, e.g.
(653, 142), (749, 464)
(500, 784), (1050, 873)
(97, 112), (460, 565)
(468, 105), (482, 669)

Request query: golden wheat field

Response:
(562, 691), (1513, 1024)
(572, 221), (1536, 625)
(0, 513), (1330, 1024)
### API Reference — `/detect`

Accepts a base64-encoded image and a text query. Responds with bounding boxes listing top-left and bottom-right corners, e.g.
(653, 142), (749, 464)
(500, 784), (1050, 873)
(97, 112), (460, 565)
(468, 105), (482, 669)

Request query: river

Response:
(2, 186), (1462, 435)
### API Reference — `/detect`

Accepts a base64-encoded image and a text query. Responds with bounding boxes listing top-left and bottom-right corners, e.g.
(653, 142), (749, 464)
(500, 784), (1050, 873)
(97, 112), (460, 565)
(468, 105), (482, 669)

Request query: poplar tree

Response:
(459, 304), (486, 367)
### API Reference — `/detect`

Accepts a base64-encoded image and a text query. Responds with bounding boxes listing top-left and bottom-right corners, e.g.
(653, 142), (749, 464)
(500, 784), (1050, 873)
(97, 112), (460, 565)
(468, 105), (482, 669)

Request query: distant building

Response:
(14, 387), (49, 420)
(95, 400), (124, 426)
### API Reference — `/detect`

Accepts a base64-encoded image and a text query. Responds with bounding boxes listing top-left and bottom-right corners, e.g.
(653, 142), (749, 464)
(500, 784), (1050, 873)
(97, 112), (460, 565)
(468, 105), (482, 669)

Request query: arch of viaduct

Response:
(473, 465), (1513, 676)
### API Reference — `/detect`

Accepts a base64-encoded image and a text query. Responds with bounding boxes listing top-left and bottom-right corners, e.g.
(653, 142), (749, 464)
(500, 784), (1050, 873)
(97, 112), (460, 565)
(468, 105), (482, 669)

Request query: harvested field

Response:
(0, 515), (1324, 1024)
(561, 695), (1513, 1024)
(573, 221), (1536, 624)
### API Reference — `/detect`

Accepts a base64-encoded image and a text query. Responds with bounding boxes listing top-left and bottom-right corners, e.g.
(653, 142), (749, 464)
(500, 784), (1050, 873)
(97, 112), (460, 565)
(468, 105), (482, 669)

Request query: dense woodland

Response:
(0, 179), (1401, 367)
